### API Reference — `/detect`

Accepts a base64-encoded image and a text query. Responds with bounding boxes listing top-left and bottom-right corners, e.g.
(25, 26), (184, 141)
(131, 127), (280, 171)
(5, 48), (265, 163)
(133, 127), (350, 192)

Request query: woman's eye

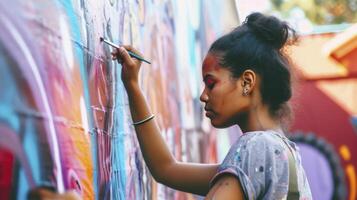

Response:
(205, 79), (215, 89)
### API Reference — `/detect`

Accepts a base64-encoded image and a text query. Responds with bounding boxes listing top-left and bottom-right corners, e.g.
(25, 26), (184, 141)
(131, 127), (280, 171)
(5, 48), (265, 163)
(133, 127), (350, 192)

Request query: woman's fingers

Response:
(111, 45), (143, 68)
(118, 47), (137, 66)
(111, 50), (117, 59)
(122, 45), (143, 57)
(111, 49), (122, 63)
(111, 45), (143, 62)
(111, 48), (118, 55)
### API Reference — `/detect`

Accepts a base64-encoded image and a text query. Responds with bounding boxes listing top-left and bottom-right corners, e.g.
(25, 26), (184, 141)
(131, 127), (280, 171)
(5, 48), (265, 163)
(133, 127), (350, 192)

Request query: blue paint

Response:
(111, 67), (127, 199)
(24, 119), (42, 182)
(0, 45), (42, 200)
(19, 119), (42, 199)
(17, 168), (30, 200)
(351, 117), (357, 133)
(0, 52), (21, 133)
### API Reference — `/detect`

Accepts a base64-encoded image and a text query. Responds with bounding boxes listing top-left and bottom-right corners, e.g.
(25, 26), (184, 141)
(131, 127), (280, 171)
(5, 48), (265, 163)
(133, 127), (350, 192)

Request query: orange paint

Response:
(340, 145), (351, 161)
(346, 165), (356, 200)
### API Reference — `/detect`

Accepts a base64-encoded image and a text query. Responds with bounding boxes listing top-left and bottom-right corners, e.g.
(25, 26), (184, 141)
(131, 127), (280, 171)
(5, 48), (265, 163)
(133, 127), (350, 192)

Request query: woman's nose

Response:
(200, 90), (209, 102)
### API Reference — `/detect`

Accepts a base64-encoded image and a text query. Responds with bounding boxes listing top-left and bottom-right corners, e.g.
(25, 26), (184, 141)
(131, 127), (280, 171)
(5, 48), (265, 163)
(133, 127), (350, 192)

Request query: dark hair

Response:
(209, 12), (297, 119)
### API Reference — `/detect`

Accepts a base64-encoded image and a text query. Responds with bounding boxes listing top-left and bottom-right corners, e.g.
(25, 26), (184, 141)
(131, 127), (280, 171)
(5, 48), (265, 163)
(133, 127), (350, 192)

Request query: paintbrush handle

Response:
(127, 51), (151, 64)
(101, 37), (151, 64)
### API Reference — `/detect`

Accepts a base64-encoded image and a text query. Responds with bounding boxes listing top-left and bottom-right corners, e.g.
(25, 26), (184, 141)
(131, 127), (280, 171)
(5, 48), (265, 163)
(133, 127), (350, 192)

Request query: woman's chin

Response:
(210, 119), (231, 129)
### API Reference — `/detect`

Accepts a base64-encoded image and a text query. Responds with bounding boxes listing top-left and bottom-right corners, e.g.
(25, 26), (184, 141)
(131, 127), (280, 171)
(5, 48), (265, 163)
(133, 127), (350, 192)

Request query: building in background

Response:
(289, 24), (357, 200)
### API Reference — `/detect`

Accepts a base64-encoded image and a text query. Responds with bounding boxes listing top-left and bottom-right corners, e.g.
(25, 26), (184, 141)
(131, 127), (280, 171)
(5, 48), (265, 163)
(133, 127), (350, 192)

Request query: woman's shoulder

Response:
(227, 130), (291, 172)
(237, 129), (288, 150)
(222, 130), (289, 168)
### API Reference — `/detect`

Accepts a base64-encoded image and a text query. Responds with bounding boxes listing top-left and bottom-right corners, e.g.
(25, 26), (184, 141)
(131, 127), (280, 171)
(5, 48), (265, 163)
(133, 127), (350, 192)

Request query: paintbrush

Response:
(100, 37), (151, 64)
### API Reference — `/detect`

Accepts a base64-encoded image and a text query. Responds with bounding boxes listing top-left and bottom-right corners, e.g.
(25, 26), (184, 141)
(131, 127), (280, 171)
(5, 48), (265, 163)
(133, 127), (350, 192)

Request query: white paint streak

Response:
(59, 14), (74, 71)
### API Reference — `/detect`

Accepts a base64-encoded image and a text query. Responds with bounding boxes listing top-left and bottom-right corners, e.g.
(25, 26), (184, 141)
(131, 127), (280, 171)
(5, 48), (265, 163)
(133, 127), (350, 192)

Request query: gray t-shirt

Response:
(210, 130), (312, 200)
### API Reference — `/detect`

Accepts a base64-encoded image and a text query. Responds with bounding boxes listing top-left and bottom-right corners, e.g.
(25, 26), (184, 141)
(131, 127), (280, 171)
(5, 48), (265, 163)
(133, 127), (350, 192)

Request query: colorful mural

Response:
(0, 0), (239, 199)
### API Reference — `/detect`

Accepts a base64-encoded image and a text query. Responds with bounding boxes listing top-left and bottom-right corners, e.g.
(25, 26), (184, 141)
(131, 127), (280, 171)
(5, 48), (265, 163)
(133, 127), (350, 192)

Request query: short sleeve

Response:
(210, 133), (290, 200)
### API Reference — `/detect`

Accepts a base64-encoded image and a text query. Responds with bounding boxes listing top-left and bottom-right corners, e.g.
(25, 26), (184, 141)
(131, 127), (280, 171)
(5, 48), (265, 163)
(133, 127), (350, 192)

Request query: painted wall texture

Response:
(0, 0), (239, 199)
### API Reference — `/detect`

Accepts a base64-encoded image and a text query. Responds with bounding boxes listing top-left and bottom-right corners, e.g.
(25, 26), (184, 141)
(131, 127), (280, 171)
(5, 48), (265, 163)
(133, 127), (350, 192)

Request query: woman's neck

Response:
(239, 104), (280, 133)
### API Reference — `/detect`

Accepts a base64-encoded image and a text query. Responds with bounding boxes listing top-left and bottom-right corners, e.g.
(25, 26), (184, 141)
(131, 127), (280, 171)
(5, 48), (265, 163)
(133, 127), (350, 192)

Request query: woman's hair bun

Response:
(245, 12), (296, 49)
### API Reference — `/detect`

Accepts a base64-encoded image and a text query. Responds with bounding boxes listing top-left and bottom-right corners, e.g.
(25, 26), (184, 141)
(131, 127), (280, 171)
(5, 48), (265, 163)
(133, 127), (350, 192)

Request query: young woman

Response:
(112, 12), (312, 200)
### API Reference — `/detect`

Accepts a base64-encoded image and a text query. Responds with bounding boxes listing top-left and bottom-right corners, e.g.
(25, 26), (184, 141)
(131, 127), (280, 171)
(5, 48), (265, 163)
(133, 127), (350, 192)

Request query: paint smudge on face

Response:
(202, 54), (223, 74)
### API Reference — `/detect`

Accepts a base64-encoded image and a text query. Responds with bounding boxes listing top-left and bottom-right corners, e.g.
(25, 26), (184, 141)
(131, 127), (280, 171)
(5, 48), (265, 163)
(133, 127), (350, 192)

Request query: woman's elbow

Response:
(148, 161), (176, 184)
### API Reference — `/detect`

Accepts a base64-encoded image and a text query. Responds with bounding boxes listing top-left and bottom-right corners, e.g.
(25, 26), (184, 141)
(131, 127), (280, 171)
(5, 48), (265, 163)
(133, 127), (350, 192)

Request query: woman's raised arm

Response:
(113, 46), (219, 196)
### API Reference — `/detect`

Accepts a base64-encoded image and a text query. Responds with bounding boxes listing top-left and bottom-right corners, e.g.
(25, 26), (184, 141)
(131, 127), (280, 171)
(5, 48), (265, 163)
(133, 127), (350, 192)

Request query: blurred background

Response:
(235, 1), (357, 200)
(0, 0), (356, 199)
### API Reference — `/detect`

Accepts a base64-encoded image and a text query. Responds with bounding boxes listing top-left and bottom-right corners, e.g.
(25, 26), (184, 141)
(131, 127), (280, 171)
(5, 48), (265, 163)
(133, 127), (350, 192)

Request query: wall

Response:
(0, 0), (238, 199)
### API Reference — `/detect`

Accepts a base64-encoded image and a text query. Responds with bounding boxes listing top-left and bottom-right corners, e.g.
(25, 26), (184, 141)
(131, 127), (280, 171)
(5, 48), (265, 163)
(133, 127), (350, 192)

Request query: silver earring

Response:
(243, 87), (249, 96)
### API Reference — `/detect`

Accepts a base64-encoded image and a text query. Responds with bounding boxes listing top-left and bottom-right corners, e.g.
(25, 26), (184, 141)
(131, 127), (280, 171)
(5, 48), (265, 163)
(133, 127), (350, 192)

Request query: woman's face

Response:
(200, 53), (249, 128)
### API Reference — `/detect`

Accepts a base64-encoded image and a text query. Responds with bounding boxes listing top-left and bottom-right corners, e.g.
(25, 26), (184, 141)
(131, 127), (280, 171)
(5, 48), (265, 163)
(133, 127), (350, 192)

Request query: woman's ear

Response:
(241, 70), (256, 87)
(240, 70), (256, 96)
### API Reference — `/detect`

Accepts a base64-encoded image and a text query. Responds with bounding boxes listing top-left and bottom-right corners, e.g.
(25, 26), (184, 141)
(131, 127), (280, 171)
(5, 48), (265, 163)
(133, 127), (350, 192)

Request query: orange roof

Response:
(324, 23), (357, 73)
(289, 29), (357, 115)
(289, 33), (348, 79)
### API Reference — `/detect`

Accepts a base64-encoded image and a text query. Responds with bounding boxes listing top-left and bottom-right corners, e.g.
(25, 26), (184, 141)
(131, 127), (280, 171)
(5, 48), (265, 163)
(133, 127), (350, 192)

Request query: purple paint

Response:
(298, 143), (333, 200)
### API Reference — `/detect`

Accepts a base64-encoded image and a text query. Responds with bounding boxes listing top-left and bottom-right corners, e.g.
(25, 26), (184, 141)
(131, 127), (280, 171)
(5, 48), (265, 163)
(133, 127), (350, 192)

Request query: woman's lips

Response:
(205, 110), (215, 118)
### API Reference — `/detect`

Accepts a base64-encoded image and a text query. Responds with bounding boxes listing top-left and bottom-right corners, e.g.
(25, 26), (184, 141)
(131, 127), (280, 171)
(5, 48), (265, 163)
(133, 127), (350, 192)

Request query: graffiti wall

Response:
(0, 0), (238, 199)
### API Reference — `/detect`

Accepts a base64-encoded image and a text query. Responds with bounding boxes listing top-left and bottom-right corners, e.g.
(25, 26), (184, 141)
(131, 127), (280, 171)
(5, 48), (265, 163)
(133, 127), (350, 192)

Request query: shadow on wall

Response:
(0, 0), (239, 199)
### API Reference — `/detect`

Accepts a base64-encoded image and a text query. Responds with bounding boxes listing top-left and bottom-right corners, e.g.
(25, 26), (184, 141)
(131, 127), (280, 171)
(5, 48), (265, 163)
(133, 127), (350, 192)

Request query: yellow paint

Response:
(346, 165), (356, 200)
(340, 145), (351, 161)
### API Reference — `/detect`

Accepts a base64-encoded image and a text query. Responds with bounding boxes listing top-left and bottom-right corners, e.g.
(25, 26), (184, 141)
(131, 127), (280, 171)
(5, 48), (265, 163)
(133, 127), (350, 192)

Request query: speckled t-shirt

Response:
(210, 130), (312, 200)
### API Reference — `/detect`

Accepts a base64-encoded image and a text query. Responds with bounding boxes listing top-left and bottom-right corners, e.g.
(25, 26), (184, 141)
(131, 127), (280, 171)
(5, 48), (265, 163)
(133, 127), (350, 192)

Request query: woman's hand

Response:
(111, 45), (143, 89)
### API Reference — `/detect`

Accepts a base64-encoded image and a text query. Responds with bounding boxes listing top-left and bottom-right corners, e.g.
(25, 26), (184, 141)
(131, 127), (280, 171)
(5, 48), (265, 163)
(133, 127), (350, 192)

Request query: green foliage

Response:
(270, 0), (357, 24)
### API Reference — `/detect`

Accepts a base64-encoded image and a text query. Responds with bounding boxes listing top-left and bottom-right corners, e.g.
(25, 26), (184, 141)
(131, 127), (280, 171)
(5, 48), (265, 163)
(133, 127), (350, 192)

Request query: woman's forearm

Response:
(125, 83), (176, 181)
(114, 47), (218, 195)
